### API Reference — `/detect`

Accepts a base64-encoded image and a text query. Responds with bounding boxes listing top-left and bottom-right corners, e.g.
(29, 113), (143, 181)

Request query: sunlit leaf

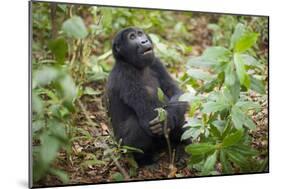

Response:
(234, 32), (258, 53)
(187, 68), (215, 81)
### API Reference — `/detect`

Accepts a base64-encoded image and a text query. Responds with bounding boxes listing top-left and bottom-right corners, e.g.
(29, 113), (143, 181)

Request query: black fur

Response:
(106, 27), (189, 165)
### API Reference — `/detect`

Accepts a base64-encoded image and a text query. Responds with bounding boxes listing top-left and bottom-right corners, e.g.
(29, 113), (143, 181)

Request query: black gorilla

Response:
(106, 27), (189, 165)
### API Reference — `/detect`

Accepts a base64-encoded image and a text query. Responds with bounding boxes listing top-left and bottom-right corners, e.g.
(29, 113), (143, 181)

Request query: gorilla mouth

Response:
(143, 47), (153, 55)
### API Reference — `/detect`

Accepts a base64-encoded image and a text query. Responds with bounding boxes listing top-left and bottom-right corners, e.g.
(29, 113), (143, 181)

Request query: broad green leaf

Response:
(33, 66), (59, 87)
(157, 88), (165, 103)
(234, 53), (250, 88)
(49, 120), (68, 143)
(187, 68), (215, 81)
(250, 76), (266, 94)
(222, 130), (244, 148)
(49, 168), (69, 184)
(240, 54), (261, 67)
(231, 106), (244, 130)
(244, 114), (256, 130)
(235, 32), (259, 53)
(202, 101), (229, 113)
(181, 127), (201, 141)
(220, 150), (232, 174)
(226, 149), (248, 167)
(224, 63), (236, 86)
(185, 143), (216, 156)
(229, 145), (258, 156)
(231, 23), (246, 49)
(188, 57), (218, 68)
(153, 107), (167, 123)
(227, 75), (240, 103)
(202, 151), (217, 175)
(202, 46), (230, 60)
(236, 101), (261, 111)
(60, 75), (77, 103)
(48, 38), (68, 64)
(62, 16), (88, 39)
(179, 93), (202, 103)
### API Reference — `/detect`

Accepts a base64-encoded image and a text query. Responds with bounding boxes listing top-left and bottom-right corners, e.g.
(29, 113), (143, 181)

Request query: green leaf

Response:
(231, 106), (244, 130)
(202, 101), (229, 113)
(62, 16), (88, 39)
(202, 151), (217, 175)
(181, 127), (201, 141)
(234, 32), (259, 53)
(122, 146), (144, 154)
(244, 114), (256, 130)
(234, 53), (250, 88)
(178, 93), (202, 103)
(229, 145), (258, 156)
(227, 75), (240, 103)
(111, 172), (124, 181)
(48, 38), (68, 64)
(222, 130), (244, 148)
(157, 88), (165, 103)
(185, 143), (216, 156)
(60, 75), (77, 104)
(250, 76), (266, 94)
(187, 68), (215, 81)
(236, 101), (261, 111)
(33, 66), (59, 87)
(202, 46), (230, 60)
(220, 150), (232, 174)
(224, 63), (236, 86)
(240, 54), (261, 67)
(226, 149), (248, 167)
(231, 23), (246, 49)
(188, 57), (218, 68)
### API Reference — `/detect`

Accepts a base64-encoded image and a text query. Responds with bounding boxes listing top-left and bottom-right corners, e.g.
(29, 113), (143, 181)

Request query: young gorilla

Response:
(106, 27), (189, 165)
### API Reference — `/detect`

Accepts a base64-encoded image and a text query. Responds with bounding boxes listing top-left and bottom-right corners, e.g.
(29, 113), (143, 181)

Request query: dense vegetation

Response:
(31, 2), (268, 186)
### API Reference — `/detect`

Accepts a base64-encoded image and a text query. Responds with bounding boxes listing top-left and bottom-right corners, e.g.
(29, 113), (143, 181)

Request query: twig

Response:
(77, 99), (130, 180)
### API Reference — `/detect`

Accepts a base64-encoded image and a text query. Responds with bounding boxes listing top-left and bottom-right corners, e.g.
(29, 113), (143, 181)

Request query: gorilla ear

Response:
(113, 42), (120, 53)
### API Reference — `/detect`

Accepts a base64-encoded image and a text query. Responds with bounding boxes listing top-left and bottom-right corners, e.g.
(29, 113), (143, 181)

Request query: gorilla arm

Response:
(150, 58), (188, 130)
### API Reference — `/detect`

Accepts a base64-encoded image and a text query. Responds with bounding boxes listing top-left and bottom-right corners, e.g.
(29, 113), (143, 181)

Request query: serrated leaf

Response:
(222, 130), (244, 148)
(62, 16), (88, 39)
(185, 143), (216, 156)
(236, 101), (261, 111)
(226, 149), (248, 167)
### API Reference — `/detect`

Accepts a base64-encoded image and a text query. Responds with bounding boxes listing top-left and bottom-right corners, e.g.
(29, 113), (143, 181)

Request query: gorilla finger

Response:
(150, 123), (162, 130)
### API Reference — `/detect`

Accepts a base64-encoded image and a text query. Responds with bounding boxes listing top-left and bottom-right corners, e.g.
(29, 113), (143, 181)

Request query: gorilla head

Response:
(112, 27), (155, 69)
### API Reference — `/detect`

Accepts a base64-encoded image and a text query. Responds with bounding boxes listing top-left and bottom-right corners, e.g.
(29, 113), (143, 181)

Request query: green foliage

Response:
(182, 22), (267, 175)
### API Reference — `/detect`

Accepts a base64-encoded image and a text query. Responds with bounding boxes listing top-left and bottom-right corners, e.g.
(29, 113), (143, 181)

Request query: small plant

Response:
(180, 23), (267, 175)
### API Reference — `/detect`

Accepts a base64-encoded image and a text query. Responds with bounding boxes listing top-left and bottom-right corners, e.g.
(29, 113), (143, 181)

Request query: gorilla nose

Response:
(141, 39), (149, 44)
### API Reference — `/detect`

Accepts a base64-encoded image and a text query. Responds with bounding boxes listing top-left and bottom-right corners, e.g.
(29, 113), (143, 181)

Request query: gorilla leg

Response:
(116, 115), (157, 165)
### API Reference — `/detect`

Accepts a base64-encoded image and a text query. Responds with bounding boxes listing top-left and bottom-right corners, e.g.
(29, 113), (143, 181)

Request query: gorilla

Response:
(106, 27), (189, 165)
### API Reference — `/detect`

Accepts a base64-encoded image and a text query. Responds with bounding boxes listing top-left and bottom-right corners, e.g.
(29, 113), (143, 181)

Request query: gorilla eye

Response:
(137, 31), (143, 36)
(129, 33), (136, 40)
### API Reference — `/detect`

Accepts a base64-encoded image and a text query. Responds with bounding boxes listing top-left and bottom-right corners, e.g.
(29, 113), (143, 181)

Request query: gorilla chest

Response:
(141, 70), (161, 100)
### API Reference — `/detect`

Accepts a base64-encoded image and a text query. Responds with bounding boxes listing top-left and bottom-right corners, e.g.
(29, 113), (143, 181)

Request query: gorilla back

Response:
(106, 27), (189, 165)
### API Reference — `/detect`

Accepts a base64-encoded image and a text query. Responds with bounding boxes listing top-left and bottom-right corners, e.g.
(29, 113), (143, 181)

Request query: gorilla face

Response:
(112, 27), (155, 69)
